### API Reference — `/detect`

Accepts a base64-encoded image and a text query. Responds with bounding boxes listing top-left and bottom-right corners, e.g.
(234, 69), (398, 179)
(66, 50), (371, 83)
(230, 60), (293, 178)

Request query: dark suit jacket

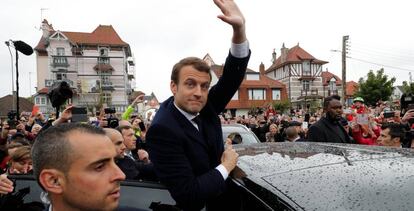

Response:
(147, 52), (250, 210)
(116, 156), (157, 181)
(308, 116), (354, 143)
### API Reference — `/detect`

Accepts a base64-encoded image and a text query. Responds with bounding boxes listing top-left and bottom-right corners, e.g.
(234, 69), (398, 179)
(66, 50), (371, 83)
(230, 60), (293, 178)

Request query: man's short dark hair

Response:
(171, 57), (211, 84)
(323, 95), (341, 109)
(285, 126), (298, 140)
(32, 123), (105, 189)
(381, 123), (405, 140)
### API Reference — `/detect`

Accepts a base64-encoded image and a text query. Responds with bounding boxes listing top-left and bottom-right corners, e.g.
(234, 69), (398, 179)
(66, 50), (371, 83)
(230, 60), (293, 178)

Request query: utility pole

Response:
(342, 35), (349, 106)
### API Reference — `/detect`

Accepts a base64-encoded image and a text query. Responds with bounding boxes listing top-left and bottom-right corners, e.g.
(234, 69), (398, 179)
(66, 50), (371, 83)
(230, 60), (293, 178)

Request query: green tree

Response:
(273, 100), (290, 114)
(355, 68), (395, 106)
(402, 81), (414, 93)
(26, 96), (34, 104)
(309, 99), (321, 114)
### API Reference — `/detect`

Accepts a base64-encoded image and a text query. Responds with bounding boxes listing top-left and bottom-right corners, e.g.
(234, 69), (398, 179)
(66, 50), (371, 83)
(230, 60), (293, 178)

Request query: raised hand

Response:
(213, 0), (246, 43)
(132, 94), (145, 105)
(213, 0), (245, 28)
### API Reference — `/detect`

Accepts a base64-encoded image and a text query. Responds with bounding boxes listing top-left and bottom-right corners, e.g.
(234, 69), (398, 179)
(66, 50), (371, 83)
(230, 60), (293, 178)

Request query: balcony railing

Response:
(101, 81), (115, 91)
(298, 72), (315, 80)
(301, 89), (319, 96)
(52, 56), (69, 67)
(45, 79), (74, 87)
(97, 57), (110, 64)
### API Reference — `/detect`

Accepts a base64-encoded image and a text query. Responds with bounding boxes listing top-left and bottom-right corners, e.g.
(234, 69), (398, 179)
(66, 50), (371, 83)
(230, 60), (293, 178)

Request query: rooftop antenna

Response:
(41, 8), (49, 22)
(35, 8), (49, 30)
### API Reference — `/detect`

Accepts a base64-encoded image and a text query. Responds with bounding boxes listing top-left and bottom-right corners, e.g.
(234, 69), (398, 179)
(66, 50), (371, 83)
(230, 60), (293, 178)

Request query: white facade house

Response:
(33, 20), (135, 114)
(392, 86), (404, 101)
(265, 44), (328, 109)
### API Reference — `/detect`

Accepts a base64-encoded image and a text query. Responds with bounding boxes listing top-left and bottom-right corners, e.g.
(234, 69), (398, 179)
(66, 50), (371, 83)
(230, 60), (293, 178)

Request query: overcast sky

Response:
(1, 0), (413, 102)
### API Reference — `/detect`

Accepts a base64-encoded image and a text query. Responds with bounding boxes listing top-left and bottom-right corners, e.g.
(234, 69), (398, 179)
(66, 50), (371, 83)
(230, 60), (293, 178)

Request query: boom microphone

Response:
(13, 40), (33, 56)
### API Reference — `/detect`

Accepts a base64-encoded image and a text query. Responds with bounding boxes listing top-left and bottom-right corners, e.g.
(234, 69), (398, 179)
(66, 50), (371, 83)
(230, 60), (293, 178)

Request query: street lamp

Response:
(4, 40), (34, 115)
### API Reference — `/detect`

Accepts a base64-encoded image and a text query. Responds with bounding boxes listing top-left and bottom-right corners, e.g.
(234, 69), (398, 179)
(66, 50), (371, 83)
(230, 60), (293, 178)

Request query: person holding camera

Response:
(0, 141), (33, 196)
(265, 123), (281, 142)
(350, 116), (378, 145)
(351, 97), (366, 114)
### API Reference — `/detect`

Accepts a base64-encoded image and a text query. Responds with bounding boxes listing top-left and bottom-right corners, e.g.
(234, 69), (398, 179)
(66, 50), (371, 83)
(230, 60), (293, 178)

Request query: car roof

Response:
(233, 142), (414, 210)
(222, 124), (251, 133)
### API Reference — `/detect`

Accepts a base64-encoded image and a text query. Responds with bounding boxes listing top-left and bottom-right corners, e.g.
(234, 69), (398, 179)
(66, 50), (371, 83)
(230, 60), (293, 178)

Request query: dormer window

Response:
(99, 47), (109, 56)
(303, 61), (310, 75)
(98, 47), (109, 64)
(246, 73), (260, 80)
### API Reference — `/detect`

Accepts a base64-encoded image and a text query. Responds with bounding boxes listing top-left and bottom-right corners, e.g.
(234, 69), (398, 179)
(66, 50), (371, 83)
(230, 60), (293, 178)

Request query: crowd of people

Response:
(220, 96), (414, 149)
(0, 93), (157, 209)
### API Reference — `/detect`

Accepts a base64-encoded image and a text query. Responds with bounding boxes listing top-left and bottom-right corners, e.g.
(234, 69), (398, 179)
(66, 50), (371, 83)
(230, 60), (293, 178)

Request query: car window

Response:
(1, 175), (45, 210)
(223, 131), (259, 144)
(120, 180), (176, 209)
(222, 125), (260, 145)
(230, 178), (294, 211)
(4, 175), (176, 210)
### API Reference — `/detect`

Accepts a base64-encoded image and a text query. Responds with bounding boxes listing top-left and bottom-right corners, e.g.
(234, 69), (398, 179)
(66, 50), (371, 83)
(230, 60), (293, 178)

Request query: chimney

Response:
(41, 19), (53, 38)
(281, 43), (288, 63)
(271, 49), (277, 64)
(259, 62), (265, 75)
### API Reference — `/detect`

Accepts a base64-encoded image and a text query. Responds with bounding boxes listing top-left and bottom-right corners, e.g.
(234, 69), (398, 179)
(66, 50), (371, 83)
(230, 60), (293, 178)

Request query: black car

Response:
(3, 143), (414, 210)
(232, 142), (414, 210)
(1, 175), (176, 211)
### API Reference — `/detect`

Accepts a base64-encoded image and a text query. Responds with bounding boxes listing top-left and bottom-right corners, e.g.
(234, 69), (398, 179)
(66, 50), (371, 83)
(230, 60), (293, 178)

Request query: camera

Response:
(383, 111), (395, 119)
(106, 116), (119, 128)
(401, 93), (414, 125)
(71, 107), (88, 123)
(138, 121), (146, 131)
(403, 129), (414, 148)
(102, 108), (118, 128)
(104, 107), (116, 114)
(7, 110), (18, 130)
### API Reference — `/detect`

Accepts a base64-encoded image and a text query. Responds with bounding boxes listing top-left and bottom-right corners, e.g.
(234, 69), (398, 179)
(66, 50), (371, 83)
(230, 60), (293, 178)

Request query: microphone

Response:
(12, 40), (34, 56)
